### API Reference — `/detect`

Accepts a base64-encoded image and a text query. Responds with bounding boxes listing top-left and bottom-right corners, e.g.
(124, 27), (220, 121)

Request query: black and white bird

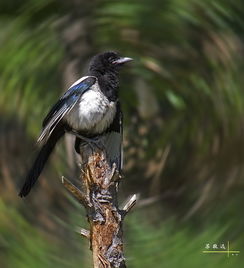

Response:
(19, 51), (132, 197)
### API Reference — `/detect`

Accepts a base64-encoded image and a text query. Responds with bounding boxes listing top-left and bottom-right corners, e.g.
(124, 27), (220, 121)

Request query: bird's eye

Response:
(108, 56), (115, 62)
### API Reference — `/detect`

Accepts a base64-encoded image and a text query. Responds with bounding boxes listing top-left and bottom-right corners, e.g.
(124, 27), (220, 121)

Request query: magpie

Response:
(19, 51), (132, 197)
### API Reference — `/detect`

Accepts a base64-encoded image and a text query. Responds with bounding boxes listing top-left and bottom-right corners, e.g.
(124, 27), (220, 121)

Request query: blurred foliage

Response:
(1, 0), (244, 267)
(1, 197), (244, 268)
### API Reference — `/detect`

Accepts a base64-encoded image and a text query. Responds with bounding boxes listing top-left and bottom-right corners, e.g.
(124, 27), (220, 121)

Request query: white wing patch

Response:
(69, 76), (90, 88)
(37, 102), (75, 143)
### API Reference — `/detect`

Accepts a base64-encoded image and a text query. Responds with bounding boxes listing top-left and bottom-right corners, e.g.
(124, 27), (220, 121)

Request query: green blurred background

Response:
(1, 0), (244, 267)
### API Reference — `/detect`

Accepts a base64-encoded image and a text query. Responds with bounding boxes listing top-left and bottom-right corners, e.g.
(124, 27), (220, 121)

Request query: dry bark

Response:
(62, 140), (136, 268)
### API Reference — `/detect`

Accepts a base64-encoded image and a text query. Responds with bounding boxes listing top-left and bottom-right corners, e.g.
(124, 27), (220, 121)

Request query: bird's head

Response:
(89, 51), (133, 75)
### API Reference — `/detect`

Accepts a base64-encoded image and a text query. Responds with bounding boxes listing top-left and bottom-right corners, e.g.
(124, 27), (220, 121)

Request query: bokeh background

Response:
(1, 0), (244, 267)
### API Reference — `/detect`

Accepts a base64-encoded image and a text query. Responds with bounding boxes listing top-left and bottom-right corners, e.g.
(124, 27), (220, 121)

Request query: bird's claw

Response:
(69, 130), (105, 151)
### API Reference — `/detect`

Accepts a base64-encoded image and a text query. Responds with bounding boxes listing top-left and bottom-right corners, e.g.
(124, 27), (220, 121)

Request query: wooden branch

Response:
(62, 139), (135, 268)
(80, 228), (90, 239)
(61, 176), (90, 208)
(121, 194), (137, 217)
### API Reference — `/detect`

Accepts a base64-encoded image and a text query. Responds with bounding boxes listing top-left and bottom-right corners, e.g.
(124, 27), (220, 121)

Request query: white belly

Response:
(65, 85), (116, 134)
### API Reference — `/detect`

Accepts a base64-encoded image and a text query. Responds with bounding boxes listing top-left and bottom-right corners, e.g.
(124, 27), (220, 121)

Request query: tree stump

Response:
(62, 140), (136, 268)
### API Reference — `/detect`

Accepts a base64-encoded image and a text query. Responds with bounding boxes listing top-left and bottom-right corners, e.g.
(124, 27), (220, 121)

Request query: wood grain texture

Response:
(61, 139), (136, 268)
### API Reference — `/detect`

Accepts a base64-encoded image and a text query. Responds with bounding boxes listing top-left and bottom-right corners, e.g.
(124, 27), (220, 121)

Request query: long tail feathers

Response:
(19, 126), (65, 197)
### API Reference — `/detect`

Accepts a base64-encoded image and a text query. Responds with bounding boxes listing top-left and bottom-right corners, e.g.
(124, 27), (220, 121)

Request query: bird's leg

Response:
(69, 130), (105, 150)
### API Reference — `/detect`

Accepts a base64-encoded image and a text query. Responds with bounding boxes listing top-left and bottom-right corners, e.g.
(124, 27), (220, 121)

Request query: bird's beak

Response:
(112, 57), (133, 65)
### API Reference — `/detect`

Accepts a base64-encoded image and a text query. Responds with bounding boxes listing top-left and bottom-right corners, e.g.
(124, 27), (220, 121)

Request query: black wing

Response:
(38, 76), (96, 143)
(103, 102), (123, 171)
